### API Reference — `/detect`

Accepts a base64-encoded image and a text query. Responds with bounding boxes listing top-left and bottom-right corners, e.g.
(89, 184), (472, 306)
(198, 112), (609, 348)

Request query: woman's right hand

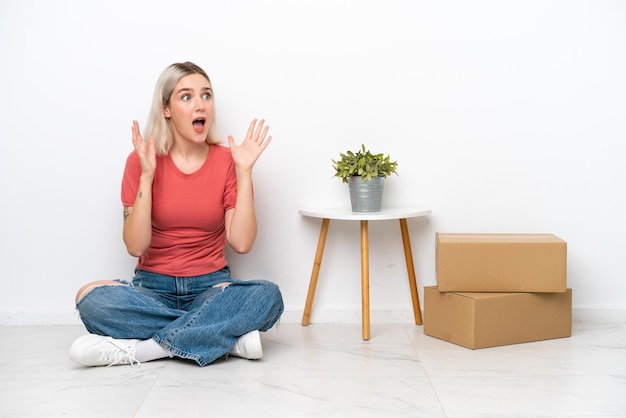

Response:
(132, 120), (156, 178)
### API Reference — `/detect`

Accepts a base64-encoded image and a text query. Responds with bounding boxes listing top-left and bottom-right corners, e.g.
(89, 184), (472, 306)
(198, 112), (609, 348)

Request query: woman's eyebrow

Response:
(176, 86), (212, 94)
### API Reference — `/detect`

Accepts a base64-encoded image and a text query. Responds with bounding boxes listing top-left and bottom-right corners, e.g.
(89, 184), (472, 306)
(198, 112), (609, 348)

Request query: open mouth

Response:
(192, 117), (206, 133)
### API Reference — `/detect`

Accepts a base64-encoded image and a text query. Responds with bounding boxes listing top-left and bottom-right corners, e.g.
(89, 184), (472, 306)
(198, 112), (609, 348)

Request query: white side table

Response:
(298, 207), (431, 340)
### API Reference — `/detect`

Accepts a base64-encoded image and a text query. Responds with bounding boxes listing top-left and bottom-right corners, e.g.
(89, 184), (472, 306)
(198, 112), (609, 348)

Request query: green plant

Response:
(332, 144), (398, 183)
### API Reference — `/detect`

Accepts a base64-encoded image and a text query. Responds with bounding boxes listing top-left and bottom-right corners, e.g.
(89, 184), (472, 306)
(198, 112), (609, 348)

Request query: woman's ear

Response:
(163, 105), (171, 118)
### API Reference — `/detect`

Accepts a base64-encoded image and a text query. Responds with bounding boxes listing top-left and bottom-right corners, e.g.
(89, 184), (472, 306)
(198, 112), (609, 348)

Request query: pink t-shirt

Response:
(121, 145), (237, 276)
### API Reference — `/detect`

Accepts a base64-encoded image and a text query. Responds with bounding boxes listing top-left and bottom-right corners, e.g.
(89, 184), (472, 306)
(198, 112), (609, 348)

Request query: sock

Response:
(135, 339), (174, 363)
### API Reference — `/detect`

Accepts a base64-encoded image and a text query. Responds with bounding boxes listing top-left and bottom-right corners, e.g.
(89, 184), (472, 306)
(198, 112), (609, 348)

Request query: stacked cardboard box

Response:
(424, 233), (572, 349)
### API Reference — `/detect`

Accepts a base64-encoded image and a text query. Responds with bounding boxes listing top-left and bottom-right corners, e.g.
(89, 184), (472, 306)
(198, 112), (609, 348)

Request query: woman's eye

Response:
(182, 94), (190, 101)
(203, 93), (212, 100)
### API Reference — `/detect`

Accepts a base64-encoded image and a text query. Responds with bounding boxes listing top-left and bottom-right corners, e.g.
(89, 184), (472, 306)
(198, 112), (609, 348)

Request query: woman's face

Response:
(164, 73), (214, 146)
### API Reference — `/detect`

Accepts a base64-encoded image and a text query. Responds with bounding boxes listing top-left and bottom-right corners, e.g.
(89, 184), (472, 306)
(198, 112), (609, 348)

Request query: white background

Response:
(1, 0), (624, 324)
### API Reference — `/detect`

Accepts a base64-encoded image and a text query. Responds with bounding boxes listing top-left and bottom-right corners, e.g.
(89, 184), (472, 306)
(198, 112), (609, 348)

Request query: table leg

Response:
(399, 218), (423, 325)
(302, 218), (330, 326)
(360, 220), (370, 340)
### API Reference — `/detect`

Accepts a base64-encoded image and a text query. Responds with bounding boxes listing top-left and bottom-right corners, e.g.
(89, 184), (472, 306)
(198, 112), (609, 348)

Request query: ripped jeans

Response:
(76, 267), (284, 366)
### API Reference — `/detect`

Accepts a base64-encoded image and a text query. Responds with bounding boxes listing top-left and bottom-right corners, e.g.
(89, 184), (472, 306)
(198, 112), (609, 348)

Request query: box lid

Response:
(437, 233), (565, 244)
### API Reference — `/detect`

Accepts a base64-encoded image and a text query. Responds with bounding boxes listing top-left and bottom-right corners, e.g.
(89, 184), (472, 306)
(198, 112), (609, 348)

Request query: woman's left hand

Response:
(227, 119), (271, 171)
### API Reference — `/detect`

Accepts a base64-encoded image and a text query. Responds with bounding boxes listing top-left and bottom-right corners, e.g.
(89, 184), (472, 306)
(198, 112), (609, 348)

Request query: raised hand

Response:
(131, 120), (156, 178)
(227, 119), (272, 171)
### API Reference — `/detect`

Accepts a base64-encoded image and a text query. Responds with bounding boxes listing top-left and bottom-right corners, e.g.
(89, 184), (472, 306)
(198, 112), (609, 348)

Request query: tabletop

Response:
(298, 207), (431, 221)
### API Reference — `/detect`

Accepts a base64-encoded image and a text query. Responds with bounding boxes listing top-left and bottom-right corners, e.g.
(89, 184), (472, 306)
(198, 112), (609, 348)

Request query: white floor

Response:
(1, 322), (625, 418)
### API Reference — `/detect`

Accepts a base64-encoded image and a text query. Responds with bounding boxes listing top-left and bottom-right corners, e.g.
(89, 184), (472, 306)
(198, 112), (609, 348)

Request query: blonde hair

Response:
(144, 62), (219, 155)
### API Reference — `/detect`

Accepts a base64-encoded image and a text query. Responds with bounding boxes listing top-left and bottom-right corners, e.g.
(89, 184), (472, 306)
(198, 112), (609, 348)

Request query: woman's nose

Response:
(194, 95), (204, 110)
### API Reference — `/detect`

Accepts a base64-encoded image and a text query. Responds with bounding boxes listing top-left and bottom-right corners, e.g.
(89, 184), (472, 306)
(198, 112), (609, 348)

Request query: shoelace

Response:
(102, 337), (141, 368)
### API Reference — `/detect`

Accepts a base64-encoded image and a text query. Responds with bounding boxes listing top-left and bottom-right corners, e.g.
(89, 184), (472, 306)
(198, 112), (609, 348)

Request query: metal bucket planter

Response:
(348, 176), (384, 212)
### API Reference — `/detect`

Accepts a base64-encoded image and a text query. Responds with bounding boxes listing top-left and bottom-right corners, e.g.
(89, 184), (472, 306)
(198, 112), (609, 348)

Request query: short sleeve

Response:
(121, 151), (141, 207)
(223, 155), (237, 211)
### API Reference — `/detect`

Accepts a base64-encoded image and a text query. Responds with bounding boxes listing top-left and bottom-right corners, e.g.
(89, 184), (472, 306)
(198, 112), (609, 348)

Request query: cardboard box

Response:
(423, 286), (572, 349)
(436, 233), (567, 292)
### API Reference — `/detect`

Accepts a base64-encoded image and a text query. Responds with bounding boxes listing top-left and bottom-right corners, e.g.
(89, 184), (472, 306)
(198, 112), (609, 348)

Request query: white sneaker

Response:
(70, 334), (140, 367)
(229, 330), (263, 359)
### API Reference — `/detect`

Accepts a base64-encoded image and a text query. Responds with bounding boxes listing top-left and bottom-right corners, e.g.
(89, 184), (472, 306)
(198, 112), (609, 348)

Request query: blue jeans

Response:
(76, 267), (284, 366)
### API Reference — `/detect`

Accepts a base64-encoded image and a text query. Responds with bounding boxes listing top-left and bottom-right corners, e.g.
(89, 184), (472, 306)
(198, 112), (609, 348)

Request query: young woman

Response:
(69, 62), (284, 367)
